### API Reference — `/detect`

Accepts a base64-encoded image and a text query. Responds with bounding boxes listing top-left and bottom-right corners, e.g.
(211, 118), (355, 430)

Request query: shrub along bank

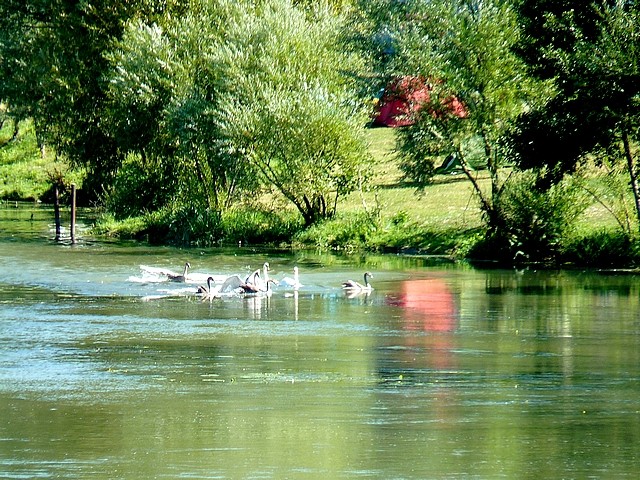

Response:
(2, 120), (640, 268)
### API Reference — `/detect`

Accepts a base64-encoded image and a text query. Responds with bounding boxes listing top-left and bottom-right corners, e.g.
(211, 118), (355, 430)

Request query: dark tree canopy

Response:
(515, 0), (613, 79)
(0, 0), (186, 200)
(510, 0), (640, 185)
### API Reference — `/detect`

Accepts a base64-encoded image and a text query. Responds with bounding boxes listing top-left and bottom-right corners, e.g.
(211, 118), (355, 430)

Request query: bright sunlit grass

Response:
(346, 126), (485, 230)
(356, 126), (631, 235)
(0, 119), (54, 201)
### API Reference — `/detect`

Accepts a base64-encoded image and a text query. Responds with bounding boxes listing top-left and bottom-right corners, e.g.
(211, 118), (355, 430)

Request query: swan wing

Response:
(246, 270), (266, 291)
(244, 269), (260, 283)
(342, 280), (362, 290)
(220, 275), (244, 293)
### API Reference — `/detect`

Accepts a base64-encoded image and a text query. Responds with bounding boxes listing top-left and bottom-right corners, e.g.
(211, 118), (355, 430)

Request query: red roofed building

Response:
(373, 76), (466, 127)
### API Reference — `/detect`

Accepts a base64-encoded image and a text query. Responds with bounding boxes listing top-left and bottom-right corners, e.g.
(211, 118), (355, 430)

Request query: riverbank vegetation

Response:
(2, 0), (640, 267)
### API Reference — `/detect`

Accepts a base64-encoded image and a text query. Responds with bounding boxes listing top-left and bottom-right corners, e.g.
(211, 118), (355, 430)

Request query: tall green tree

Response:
(105, 1), (256, 216)
(0, 0), (186, 199)
(510, 0), (640, 232)
(105, 0), (370, 225)
(377, 0), (550, 234)
(1, 1), (122, 193)
(0, 1), (166, 199)
(215, 0), (371, 225)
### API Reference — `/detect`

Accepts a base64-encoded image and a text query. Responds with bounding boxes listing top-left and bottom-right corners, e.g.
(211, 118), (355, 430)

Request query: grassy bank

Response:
(295, 128), (640, 267)
(0, 119), (55, 201)
(2, 119), (639, 266)
(0, 119), (82, 202)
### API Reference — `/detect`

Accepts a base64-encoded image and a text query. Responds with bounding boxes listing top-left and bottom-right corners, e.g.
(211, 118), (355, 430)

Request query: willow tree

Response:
(214, 0), (372, 226)
(379, 0), (551, 235)
(104, 1), (260, 217)
(0, 0), (130, 193)
(105, 0), (370, 226)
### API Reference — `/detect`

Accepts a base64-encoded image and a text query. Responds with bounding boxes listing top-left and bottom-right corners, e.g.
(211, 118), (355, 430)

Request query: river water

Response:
(1, 203), (639, 479)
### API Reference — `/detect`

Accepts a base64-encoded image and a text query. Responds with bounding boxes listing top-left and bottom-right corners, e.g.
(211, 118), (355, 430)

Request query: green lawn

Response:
(0, 119), (52, 201)
(357, 126), (627, 235)
(347, 127), (485, 231)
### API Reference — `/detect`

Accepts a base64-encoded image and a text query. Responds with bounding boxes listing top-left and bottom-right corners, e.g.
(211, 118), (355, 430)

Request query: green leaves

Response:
(388, 1), (545, 189)
(511, 2), (640, 187)
(102, 0), (370, 224)
(210, 0), (370, 225)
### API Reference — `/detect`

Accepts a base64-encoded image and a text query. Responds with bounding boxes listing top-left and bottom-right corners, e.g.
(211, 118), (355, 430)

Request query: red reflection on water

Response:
(382, 279), (460, 425)
(391, 278), (457, 332)
(385, 278), (458, 375)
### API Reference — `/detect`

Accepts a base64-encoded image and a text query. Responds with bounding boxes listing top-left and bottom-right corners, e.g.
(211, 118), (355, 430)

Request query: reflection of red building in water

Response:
(378, 279), (460, 427)
(392, 278), (457, 332)
(386, 278), (458, 372)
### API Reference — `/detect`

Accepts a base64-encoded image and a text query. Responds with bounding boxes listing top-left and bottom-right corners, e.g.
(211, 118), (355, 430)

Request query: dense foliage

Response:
(2, 0), (640, 264)
(367, 0), (555, 258)
(210, 1), (371, 225)
(1, 0), (370, 230)
(510, 0), (640, 229)
(0, 0), (181, 196)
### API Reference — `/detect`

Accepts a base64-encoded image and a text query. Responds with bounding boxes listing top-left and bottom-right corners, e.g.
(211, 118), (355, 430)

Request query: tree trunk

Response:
(193, 153), (216, 212)
(622, 129), (640, 232)
(456, 147), (493, 217)
(54, 184), (61, 242)
(456, 146), (509, 237)
(301, 195), (317, 226)
(11, 119), (18, 142)
(33, 118), (46, 158)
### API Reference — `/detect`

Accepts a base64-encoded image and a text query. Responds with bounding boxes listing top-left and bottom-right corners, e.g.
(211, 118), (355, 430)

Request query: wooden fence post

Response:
(54, 184), (61, 242)
(70, 183), (76, 244)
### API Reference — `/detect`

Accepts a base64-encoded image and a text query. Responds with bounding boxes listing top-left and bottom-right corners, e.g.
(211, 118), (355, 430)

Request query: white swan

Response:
(196, 276), (218, 298)
(245, 262), (270, 290)
(279, 266), (302, 289)
(342, 272), (373, 292)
